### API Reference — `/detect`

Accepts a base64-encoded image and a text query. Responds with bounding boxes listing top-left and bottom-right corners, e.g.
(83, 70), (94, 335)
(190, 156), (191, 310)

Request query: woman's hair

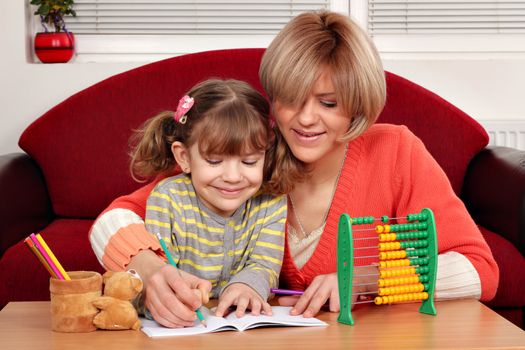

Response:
(260, 11), (386, 141)
(130, 79), (298, 195)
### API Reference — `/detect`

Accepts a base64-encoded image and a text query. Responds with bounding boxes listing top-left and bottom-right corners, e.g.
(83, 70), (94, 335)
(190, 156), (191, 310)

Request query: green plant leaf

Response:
(37, 5), (50, 16)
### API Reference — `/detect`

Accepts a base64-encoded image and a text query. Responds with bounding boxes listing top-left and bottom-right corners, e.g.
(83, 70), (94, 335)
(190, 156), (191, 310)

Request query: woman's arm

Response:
(89, 180), (163, 271)
(396, 128), (498, 301)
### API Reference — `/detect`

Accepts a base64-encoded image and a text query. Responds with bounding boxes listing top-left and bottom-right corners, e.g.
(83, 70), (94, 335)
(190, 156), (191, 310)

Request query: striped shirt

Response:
(145, 174), (287, 300)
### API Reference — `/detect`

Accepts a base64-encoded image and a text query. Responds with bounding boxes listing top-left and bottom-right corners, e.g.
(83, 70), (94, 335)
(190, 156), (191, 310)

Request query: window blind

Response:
(67, 0), (330, 35)
(368, 0), (525, 34)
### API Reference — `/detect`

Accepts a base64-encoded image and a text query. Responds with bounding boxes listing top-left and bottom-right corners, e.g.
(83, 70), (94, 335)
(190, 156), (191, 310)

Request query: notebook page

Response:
(224, 306), (328, 331)
(141, 306), (236, 337)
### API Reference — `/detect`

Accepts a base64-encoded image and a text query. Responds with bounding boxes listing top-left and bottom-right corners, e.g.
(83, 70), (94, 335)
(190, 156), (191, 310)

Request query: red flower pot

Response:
(34, 32), (75, 63)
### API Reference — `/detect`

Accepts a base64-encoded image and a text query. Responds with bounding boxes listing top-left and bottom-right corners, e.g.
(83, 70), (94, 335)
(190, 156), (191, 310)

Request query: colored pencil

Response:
(35, 233), (71, 280)
(24, 237), (58, 278)
(270, 288), (305, 296)
(29, 233), (64, 280)
(156, 233), (207, 327)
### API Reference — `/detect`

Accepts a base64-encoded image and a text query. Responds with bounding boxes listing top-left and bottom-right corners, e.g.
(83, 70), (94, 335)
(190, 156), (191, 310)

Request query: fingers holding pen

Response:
(145, 267), (197, 327)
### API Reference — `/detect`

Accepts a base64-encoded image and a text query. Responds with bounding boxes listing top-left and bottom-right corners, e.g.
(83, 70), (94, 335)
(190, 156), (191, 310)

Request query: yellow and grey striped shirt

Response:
(145, 174), (287, 300)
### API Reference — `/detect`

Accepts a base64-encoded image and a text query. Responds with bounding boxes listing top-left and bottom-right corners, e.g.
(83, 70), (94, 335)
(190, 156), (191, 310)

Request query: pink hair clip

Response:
(174, 95), (194, 124)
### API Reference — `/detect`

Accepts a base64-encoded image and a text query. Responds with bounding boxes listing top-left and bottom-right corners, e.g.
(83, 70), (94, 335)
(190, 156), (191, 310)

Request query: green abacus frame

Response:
(337, 208), (438, 325)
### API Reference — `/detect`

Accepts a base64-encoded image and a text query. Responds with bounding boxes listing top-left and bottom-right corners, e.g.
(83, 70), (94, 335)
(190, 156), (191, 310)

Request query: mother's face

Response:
(273, 68), (351, 166)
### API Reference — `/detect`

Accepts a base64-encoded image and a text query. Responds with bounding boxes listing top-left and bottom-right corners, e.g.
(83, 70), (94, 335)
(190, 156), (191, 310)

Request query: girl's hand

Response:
(145, 265), (212, 328)
(215, 283), (272, 318)
(128, 250), (212, 328)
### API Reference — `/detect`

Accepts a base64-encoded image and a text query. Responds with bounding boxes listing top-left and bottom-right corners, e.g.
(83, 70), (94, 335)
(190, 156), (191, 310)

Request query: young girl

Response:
(130, 79), (298, 323)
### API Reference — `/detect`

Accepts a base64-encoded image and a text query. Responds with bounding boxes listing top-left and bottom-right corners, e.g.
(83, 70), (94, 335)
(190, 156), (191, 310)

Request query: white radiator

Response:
(479, 120), (525, 150)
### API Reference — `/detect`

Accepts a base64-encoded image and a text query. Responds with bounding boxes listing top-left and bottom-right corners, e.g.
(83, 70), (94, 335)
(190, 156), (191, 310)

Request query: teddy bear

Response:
(92, 270), (143, 330)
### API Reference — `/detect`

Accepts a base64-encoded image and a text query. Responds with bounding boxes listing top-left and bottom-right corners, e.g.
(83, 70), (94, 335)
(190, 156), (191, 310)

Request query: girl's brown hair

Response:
(260, 11), (386, 141)
(130, 79), (299, 195)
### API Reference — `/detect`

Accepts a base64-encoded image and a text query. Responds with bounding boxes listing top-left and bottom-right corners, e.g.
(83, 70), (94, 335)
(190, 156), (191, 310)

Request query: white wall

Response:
(0, 2), (141, 155)
(1, 2), (524, 155)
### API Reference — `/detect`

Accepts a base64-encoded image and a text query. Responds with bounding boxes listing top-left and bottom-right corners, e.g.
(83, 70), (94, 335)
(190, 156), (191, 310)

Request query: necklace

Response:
(289, 143), (348, 238)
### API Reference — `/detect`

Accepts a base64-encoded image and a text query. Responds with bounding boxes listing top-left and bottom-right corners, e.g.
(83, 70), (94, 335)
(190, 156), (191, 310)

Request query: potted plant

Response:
(31, 0), (77, 63)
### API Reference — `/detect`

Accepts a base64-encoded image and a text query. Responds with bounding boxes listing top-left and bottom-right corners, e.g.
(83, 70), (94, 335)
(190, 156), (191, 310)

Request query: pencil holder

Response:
(49, 271), (103, 332)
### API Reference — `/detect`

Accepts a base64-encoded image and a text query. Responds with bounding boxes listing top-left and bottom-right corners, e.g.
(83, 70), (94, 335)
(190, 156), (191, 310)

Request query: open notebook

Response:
(141, 306), (327, 337)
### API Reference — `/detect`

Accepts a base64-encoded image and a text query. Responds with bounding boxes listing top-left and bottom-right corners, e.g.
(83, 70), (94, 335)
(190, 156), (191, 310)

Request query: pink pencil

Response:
(29, 233), (64, 280)
(270, 288), (304, 296)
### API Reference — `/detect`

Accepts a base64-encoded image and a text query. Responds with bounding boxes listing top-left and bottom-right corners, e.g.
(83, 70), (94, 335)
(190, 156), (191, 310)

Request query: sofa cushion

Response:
(0, 219), (104, 307)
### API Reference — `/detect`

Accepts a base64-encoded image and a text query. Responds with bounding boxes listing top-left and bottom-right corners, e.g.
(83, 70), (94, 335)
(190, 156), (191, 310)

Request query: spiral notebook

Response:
(141, 306), (327, 337)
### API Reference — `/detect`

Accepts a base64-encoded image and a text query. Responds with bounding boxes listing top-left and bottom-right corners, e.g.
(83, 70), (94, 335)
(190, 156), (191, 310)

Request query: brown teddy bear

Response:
(92, 270), (143, 330)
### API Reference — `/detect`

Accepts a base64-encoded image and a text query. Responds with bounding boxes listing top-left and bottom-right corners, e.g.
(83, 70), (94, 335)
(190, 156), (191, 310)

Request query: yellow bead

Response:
(376, 225), (384, 233)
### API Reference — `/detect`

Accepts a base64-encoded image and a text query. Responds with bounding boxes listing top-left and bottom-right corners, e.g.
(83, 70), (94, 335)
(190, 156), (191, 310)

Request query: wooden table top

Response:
(1, 299), (524, 349)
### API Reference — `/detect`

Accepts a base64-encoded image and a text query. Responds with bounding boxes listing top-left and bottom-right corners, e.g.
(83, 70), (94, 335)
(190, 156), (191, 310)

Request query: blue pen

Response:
(156, 233), (207, 327)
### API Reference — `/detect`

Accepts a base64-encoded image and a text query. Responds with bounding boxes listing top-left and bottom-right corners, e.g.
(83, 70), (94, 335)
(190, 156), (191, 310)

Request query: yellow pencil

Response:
(24, 238), (58, 278)
(35, 233), (71, 280)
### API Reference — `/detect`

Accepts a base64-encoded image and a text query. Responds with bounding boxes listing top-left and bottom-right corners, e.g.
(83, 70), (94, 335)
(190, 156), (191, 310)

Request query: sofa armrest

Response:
(0, 153), (53, 256)
(462, 146), (525, 255)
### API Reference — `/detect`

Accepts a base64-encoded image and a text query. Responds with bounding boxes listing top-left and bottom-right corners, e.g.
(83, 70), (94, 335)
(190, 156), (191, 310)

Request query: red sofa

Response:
(0, 49), (523, 328)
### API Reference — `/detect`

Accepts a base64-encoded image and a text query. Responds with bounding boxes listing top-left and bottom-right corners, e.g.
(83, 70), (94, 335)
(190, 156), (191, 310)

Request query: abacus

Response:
(337, 208), (438, 325)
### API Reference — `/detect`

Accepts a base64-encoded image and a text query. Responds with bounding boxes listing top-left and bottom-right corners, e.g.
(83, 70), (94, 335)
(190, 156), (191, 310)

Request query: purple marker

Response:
(270, 288), (304, 296)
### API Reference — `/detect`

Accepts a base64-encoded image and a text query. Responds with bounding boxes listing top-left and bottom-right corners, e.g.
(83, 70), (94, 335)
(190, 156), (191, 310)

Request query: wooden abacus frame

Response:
(337, 208), (438, 325)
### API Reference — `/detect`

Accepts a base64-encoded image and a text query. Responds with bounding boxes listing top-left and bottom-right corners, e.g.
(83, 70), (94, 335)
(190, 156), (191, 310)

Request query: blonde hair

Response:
(260, 11), (386, 141)
(129, 79), (300, 195)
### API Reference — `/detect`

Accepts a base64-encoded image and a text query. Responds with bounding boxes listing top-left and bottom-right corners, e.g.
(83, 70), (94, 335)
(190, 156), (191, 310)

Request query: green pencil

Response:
(156, 233), (207, 327)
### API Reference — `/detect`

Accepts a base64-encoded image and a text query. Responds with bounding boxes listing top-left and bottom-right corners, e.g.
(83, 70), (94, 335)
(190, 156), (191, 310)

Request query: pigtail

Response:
(129, 111), (179, 182)
(261, 129), (307, 195)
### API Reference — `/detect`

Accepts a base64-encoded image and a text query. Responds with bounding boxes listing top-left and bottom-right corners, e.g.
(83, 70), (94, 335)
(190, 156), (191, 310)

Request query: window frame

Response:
(351, 0), (525, 59)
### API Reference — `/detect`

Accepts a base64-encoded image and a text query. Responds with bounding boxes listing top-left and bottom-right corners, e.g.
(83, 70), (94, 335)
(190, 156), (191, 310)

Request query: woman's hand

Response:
(277, 267), (378, 318)
(278, 273), (339, 317)
(127, 249), (212, 328)
(215, 283), (272, 318)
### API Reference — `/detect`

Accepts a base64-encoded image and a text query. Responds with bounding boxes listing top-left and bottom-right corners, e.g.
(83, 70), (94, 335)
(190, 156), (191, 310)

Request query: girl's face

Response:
(273, 68), (351, 166)
(174, 142), (265, 217)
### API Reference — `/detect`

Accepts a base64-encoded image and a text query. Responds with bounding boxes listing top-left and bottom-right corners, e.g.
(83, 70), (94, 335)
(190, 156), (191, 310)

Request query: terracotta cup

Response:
(49, 271), (102, 332)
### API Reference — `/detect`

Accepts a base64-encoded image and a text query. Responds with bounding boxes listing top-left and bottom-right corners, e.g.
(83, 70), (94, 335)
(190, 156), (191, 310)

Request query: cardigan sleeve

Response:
(394, 127), (499, 301)
(89, 179), (163, 271)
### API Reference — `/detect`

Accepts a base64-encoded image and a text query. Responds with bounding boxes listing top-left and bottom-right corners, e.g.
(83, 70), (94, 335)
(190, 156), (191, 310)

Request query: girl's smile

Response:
(172, 141), (265, 217)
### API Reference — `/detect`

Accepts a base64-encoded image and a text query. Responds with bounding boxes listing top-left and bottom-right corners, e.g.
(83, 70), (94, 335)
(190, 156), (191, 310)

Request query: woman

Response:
(89, 11), (498, 328)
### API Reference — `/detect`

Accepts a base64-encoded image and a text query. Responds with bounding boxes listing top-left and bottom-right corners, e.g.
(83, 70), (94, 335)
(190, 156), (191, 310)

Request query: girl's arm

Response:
(215, 195), (287, 315)
(130, 180), (211, 328)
